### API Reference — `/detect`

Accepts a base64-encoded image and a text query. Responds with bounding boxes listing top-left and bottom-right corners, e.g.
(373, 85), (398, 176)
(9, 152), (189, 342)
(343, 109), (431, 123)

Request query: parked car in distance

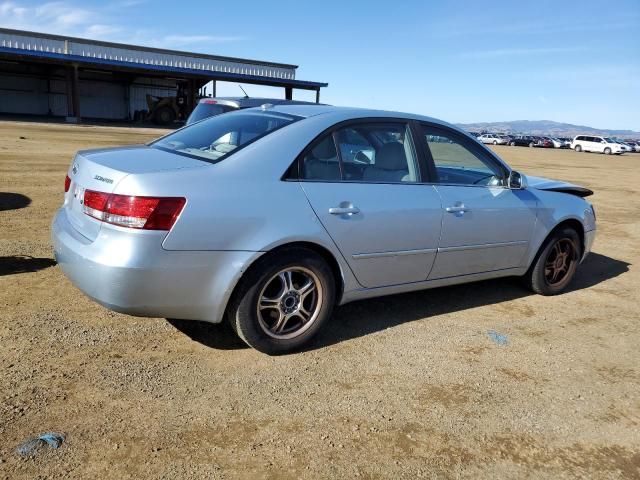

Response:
(619, 142), (633, 153)
(478, 133), (508, 145)
(571, 135), (625, 155)
(186, 97), (322, 125)
(627, 141), (640, 152)
(549, 137), (569, 148)
(508, 135), (537, 147)
(612, 139), (634, 153)
(537, 137), (555, 148)
(52, 105), (596, 354)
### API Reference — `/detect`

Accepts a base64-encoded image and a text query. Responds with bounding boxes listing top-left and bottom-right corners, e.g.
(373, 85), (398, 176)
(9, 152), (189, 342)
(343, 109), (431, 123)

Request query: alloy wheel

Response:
(544, 238), (577, 288)
(256, 267), (323, 339)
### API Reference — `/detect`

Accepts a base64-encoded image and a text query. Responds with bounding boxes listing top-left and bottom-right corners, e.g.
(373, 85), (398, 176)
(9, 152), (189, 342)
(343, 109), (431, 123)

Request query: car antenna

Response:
(238, 85), (249, 98)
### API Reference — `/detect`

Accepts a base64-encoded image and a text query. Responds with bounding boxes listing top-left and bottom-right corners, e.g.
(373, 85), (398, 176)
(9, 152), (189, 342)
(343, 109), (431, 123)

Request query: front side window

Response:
(300, 123), (420, 183)
(422, 126), (506, 186)
(152, 110), (299, 163)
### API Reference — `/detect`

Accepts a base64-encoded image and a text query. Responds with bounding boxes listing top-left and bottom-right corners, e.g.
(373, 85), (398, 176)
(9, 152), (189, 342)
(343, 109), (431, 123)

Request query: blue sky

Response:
(2, 0), (639, 130)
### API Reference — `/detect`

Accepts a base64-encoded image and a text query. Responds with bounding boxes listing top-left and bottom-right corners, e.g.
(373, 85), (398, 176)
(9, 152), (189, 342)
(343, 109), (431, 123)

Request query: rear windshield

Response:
(186, 103), (236, 125)
(152, 110), (300, 163)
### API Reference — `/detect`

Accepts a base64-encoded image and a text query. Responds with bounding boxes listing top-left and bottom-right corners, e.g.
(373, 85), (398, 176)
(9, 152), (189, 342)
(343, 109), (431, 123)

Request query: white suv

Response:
(571, 135), (624, 155)
(478, 133), (508, 145)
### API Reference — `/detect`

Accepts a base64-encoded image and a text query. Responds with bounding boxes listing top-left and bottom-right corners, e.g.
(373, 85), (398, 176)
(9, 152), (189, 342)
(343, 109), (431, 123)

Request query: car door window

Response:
(300, 123), (420, 183)
(422, 126), (506, 186)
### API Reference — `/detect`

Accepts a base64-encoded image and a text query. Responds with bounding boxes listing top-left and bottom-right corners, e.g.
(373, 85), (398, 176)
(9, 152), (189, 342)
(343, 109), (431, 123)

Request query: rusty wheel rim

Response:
(544, 238), (578, 287)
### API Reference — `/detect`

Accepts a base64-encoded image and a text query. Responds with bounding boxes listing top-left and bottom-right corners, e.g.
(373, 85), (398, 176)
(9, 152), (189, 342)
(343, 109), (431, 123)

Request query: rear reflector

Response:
(64, 175), (71, 193)
(83, 190), (186, 230)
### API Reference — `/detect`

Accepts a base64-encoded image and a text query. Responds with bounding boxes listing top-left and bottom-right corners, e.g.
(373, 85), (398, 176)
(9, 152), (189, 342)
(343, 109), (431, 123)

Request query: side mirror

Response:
(508, 170), (527, 190)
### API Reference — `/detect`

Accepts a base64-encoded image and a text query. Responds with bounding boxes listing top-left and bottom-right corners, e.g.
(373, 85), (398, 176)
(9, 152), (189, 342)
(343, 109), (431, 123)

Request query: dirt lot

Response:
(0, 120), (638, 479)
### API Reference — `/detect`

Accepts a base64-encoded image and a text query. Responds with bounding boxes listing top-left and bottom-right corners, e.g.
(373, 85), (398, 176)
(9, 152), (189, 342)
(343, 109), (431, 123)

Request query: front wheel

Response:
(604, 147), (611, 155)
(228, 248), (335, 354)
(574, 145), (582, 152)
(524, 228), (581, 295)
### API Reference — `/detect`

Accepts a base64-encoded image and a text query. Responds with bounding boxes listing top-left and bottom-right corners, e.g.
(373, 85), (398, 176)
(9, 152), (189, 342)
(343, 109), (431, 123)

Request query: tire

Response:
(529, 142), (535, 148)
(493, 140), (498, 145)
(153, 106), (176, 125)
(604, 147), (611, 155)
(524, 227), (581, 296)
(510, 141), (516, 146)
(227, 247), (336, 354)
(574, 145), (582, 152)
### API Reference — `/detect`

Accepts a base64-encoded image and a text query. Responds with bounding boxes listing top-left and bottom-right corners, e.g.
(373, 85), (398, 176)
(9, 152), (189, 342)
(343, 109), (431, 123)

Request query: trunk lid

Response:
(64, 145), (207, 241)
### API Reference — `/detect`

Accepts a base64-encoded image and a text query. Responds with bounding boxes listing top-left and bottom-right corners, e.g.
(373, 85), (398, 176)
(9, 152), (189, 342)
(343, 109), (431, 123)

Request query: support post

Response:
(65, 64), (80, 122)
(315, 88), (320, 104)
(285, 86), (293, 100)
(211, 80), (216, 97)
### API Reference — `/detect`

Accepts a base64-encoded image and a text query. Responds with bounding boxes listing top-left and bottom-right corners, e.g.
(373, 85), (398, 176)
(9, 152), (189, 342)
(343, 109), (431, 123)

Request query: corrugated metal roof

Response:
(0, 28), (301, 80)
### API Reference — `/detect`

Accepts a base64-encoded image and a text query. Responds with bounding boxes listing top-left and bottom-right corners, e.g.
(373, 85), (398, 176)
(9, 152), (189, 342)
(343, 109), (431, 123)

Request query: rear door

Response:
(298, 120), (442, 288)
(418, 124), (538, 279)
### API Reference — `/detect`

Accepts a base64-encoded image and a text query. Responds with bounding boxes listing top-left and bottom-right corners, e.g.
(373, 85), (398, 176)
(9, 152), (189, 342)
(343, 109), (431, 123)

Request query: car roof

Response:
(269, 104), (458, 128)
(198, 97), (321, 108)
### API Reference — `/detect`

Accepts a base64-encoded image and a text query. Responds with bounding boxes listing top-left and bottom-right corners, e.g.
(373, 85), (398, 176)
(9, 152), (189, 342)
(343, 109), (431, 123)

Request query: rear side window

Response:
(300, 123), (420, 183)
(152, 110), (299, 163)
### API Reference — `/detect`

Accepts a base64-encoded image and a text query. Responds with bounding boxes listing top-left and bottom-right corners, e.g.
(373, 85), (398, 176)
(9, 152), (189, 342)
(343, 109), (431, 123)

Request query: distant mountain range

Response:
(456, 120), (640, 138)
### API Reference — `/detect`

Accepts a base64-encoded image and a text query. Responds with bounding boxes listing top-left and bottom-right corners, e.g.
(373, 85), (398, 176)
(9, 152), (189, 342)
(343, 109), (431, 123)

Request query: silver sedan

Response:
(52, 105), (596, 354)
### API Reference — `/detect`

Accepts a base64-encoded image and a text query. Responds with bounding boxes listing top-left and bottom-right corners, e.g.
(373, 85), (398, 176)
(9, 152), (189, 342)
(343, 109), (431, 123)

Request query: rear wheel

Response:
(604, 147), (611, 155)
(228, 248), (335, 354)
(154, 106), (176, 125)
(529, 142), (535, 148)
(493, 140), (498, 145)
(524, 227), (581, 295)
(574, 145), (582, 152)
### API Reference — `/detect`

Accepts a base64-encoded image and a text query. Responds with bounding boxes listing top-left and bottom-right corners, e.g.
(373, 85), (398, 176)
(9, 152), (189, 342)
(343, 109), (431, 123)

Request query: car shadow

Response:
(165, 252), (629, 353)
(0, 256), (57, 276)
(0, 193), (31, 211)
(308, 252), (629, 351)
(167, 318), (249, 350)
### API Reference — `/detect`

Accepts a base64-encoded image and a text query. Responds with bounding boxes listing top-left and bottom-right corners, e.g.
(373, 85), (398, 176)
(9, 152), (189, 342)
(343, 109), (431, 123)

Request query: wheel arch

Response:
(530, 218), (586, 268)
(225, 241), (346, 320)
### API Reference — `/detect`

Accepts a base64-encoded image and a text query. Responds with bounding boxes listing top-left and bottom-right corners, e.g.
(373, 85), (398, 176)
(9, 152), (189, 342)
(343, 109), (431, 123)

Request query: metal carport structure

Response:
(0, 28), (328, 122)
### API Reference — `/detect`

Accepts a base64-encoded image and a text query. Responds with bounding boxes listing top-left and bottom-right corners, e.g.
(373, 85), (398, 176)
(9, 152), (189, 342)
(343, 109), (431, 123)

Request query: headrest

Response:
(311, 137), (336, 160)
(375, 142), (407, 170)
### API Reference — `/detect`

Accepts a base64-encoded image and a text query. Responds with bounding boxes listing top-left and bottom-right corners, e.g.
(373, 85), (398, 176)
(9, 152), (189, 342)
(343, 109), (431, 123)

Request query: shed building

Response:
(0, 28), (327, 123)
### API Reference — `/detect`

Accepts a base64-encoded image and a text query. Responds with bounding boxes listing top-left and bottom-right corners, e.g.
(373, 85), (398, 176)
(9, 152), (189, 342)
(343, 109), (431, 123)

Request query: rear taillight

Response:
(83, 190), (185, 230)
(64, 175), (71, 192)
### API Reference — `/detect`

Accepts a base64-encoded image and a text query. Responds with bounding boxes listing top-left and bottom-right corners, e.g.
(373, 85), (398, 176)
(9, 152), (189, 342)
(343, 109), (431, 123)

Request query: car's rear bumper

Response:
(51, 208), (262, 323)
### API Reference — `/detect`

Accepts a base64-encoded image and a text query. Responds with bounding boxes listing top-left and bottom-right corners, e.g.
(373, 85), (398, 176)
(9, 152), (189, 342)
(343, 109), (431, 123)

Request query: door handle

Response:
(445, 204), (469, 214)
(329, 206), (360, 215)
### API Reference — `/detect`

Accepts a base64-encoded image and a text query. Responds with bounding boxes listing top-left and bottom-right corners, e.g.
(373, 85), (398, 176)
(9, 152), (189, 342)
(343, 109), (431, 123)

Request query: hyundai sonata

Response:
(52, 105), (596, 354)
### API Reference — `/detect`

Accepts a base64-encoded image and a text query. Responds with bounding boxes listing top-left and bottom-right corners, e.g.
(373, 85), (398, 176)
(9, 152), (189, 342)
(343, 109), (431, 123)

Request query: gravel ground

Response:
(0, 121), (638, 479)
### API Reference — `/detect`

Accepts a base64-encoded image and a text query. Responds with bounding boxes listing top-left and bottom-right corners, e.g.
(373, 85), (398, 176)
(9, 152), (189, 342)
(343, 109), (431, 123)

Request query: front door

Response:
(298, 121), (442, 288)
(419, 124), (538, 279)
